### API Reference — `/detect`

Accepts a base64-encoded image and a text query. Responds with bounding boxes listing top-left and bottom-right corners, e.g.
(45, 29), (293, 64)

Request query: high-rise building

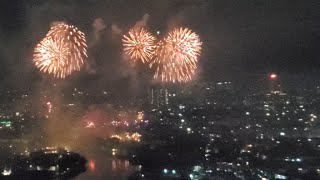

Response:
(268, 73), (283, 94)
(147, 86), (169, 107)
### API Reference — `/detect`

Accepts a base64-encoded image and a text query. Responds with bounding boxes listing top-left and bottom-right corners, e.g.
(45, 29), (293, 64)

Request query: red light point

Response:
(88, 160), (95, 171)
(270, 73), (277, 80)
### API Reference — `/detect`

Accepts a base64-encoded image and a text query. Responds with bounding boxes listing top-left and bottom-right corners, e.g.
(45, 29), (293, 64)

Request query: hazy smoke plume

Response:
(92, 18), (106, 41)
(132, 13), (150, 30)
(111, 24), (122, 38)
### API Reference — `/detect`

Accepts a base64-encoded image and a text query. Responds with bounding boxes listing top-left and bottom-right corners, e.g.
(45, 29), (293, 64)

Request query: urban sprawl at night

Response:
(0, 0), (319, 179)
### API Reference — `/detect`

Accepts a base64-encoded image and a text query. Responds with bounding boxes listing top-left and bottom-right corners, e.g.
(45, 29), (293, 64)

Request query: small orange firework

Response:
(150, 27), (202, 83)
(33, 22), (87, 78)
(122, 28), (156, 63)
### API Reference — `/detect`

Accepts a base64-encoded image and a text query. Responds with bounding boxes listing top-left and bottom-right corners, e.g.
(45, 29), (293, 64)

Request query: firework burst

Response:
(122, 28), (156, 63)
(151, 27), (202, 83)
(33, 22), (87, 78)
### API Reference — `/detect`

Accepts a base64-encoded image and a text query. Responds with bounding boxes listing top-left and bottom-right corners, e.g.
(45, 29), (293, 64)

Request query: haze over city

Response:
(0, 0), (320, 179)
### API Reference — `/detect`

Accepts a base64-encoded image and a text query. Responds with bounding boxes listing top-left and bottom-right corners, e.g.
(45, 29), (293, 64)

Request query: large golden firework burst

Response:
(122, 28), (156, 63)
(150, 27), (202, 83)
(33, 23), (87, 78)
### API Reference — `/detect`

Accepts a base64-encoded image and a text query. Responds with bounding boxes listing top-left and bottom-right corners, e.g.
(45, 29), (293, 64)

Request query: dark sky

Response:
(0, 0), (320, 92)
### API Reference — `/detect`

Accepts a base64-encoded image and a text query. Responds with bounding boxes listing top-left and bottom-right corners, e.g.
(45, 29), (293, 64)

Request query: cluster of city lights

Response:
(110, 132), (141, 142)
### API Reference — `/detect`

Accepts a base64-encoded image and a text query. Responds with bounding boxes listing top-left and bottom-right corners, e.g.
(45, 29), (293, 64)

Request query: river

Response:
(75, 152), (137, 180)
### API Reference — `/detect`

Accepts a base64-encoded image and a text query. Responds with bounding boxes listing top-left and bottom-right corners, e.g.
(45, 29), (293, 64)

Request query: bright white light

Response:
(280, 132), (285, 136)
(275, 174), (287, 179)
(163, 169), (168, 174)
(187, 128), (191, 132)
(48, 166), (57, 171)
(270, 73), (277, 79)
(172, 170), (176, 174)
(193, 165), (202, 172)
(2, 169), (11, 176)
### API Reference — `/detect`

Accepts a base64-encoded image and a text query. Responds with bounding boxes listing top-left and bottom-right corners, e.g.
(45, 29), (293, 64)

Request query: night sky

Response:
(0, 0), (320, 93)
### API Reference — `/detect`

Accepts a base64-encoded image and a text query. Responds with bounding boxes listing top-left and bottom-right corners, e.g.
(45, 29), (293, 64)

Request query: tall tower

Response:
(269, 73), (282, 94)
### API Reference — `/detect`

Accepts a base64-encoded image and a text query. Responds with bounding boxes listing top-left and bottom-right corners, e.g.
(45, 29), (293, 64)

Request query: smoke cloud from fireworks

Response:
(92, 18), (107, 42)
(132, 13), (150, 30)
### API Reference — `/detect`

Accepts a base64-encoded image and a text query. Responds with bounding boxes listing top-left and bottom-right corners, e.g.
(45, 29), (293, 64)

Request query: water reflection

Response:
(77, 153), (136, 180)
(112, 159), (130, 171)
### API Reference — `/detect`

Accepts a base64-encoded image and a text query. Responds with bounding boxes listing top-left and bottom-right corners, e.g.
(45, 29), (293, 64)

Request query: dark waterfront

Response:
(76, 152), (136, 180)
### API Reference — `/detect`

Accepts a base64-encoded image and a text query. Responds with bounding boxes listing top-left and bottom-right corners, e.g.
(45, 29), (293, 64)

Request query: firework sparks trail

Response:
(122, 28), (156, 63)
(33, 23), (87, 78)
(150, 27), (202, 83)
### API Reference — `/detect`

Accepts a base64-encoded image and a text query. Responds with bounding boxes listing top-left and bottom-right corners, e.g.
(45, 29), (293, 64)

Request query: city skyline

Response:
(0, 1), (320, 179)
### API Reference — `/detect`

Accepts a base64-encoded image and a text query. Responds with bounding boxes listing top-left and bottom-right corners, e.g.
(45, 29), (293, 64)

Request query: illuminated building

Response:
(148, 86), (169, 107)
(0, 120), (12, 128)
(268, 73), (283, 94)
